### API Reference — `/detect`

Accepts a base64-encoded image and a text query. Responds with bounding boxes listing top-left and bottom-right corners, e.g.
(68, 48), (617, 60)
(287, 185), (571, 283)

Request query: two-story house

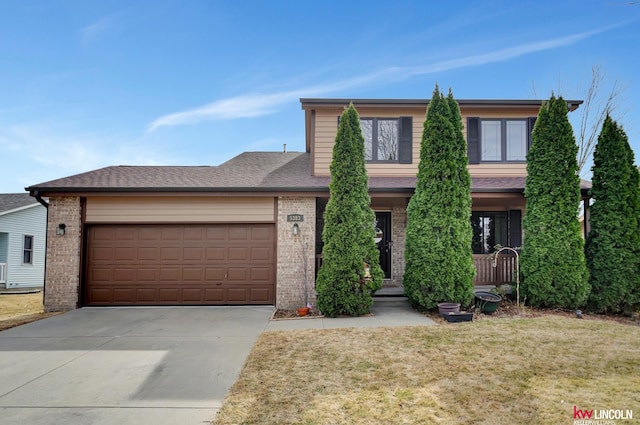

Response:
(27, 98), (589, 312)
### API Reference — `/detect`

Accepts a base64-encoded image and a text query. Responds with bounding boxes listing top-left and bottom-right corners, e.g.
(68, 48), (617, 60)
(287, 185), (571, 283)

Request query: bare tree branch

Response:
(576, 65), (623, 176)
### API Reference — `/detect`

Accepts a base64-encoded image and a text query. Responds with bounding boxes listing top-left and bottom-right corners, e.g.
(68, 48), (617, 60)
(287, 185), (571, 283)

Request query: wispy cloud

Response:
(403, 25), (620, 76)
(3, 123), (164, 175)
(146, 69), (399, 132)
(148, 24), (622, 132)
(0, 124), (135, 191)
(147, 91), (307, 132)
(81, 15), (119, 42)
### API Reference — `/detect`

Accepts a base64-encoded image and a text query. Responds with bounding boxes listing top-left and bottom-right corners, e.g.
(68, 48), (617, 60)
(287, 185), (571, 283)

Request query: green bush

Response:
(521, 95), (590, 308)
(403, 86), (475, 310)
(316, 104), (383, 317)
(586, 115), (640, 313)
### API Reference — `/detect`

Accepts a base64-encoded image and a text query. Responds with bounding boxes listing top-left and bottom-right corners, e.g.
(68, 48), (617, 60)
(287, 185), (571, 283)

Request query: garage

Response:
(84, 223), (275, 306)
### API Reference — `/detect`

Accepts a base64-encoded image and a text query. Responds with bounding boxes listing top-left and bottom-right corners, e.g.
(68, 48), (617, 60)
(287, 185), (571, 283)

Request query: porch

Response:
(316, 253), (518, 288)
(0, 231), (6, 286)
(375, 254), (516, 303)
(473, 254), (516, 286)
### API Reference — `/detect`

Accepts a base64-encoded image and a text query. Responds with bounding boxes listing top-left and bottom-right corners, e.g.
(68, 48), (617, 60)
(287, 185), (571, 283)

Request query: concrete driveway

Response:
(0, 306), (273, 425)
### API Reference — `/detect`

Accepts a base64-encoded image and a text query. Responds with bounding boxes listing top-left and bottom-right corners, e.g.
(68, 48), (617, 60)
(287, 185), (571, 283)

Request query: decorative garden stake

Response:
(492, 246), (520, 309)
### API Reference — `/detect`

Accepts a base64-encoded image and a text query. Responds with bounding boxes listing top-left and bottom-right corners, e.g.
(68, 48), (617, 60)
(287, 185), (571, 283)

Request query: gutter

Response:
(27, 186), (334, 195)
(300, 98), (584, 111)
(28, 186), (533, 196)
(29, 190), (48, 304)
(32, 190), (49, 209)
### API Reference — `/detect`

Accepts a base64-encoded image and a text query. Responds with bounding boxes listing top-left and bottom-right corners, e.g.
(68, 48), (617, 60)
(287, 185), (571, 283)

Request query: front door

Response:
(375, 212), (392, 279)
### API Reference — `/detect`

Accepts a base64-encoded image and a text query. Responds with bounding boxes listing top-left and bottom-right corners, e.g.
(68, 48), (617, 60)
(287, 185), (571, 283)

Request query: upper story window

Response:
(23, 235), (34, 264)
(361, 118), (399, 161)
(348, 116), (413, 164)
(467, 117), (536, 164)
(481, 120), (527, 161)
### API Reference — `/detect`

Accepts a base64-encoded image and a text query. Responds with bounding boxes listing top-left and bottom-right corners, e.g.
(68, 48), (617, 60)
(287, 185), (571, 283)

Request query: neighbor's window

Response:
(471, 212), (507, 254)
(361, 118), (399, 162)
(480, 119), (527, 162)
(23, 235), (34, 264)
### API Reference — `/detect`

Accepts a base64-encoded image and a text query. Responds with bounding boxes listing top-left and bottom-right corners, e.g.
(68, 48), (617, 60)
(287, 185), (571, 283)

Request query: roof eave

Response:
(30, 187), (534, 196)
(28, 186), (334, 196)
(301, 98), (583, 111)
(0, 202), (42, 216)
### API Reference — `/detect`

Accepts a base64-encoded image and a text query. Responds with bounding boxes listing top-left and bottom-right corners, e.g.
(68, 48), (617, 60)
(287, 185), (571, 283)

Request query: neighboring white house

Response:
(0, 193), (46, 289)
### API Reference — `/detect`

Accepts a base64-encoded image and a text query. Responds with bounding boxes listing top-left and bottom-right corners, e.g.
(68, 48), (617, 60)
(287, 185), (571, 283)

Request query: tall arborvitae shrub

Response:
(521, 95), (590, 308)
(403, 86), (475, 310)
(586, 116), (640, 313)
(316, 104), (383, 317)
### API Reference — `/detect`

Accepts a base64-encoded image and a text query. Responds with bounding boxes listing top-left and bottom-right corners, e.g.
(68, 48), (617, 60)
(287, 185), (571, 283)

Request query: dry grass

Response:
(0, 292), (58, 331)
(215, 317), (640, 425)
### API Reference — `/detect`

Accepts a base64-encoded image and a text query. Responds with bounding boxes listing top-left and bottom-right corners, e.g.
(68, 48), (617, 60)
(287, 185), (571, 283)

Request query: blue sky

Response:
(1, 0), (639, 193)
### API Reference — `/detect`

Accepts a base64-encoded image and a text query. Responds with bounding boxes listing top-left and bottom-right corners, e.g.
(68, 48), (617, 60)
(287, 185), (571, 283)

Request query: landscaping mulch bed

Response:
(426, 297), (640, 326)
(273, 298), (639, 326)
(271, 309), (376, 320)
(271, 309), (324, 320)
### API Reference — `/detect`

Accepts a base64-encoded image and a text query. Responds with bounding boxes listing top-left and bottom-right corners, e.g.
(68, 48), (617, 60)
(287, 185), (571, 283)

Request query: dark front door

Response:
(375, 212), (392, 279)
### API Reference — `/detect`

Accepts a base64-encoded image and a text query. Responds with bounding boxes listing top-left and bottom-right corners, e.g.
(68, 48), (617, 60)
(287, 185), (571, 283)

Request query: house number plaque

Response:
(287, 214), (304, 222)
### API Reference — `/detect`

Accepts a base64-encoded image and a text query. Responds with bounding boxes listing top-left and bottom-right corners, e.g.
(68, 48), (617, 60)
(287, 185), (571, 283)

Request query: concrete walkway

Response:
(0, 302), (433, 425)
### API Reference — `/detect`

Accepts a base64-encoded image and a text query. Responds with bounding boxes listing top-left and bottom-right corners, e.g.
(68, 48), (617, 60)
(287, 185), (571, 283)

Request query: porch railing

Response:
(317, 254), (516, 287)
(0, 263), (6, 284)
(473, 254), (516, 286)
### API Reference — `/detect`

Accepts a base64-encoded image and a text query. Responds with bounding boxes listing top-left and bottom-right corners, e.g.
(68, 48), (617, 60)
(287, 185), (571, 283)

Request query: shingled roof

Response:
(26, 152), (327, 193)
(0, 193), (40, 215)
(26, 152), (591, 195)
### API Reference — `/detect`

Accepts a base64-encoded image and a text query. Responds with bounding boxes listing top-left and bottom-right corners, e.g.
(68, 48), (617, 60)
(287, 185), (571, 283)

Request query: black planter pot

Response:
(474, 291), (502, 314)
(443, 311), (473, 322)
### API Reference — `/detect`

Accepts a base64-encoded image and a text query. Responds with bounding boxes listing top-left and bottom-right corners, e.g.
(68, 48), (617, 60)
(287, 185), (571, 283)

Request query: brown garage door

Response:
(85, 224), (275, 306)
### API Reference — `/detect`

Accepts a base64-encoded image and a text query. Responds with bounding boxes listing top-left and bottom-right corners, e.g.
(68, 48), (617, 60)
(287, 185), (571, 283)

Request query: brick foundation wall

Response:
(391, 205), (407, 287)
(276, 197), (316, 310)
(44, 197), (82, 311)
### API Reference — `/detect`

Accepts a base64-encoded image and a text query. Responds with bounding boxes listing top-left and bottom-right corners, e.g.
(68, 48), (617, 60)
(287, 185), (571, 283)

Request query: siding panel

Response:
(86, 197), (276, 223)
(312, 105), (537, 178)
(314, 108), (424, 176)
(467, 163), (527, 176)
(0, 205), (46, 288)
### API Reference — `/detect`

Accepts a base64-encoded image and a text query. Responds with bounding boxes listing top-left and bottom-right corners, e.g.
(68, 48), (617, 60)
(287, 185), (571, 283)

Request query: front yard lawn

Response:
(214, 317), (639, 425)
(0, 292), (59, 331)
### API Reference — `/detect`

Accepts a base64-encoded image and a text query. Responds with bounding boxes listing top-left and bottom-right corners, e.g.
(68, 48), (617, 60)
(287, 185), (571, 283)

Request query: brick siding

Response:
(44, 197), (82, 311)
(391, 205), (407, 287)
(276, 197), (316, 309)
